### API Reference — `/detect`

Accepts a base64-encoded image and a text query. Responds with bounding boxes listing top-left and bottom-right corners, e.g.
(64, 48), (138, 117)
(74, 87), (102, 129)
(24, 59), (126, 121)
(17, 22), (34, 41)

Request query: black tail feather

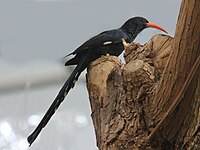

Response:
(65, 57), (78, 66)
(27, 63), (84, 146)
(64, 52), (74, 58)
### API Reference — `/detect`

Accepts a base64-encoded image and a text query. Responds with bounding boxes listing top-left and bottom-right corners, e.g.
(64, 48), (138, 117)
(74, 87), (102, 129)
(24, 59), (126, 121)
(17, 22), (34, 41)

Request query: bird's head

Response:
(121, 17), (167, 39)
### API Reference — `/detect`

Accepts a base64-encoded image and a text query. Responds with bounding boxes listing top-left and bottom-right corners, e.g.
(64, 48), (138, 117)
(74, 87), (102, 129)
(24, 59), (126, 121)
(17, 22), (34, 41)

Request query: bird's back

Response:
(65, 29), (130, 66)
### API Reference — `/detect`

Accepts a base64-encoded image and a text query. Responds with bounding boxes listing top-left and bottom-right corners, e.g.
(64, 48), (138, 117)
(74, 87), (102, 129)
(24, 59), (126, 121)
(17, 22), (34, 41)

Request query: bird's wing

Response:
(67, 29), (124, 56)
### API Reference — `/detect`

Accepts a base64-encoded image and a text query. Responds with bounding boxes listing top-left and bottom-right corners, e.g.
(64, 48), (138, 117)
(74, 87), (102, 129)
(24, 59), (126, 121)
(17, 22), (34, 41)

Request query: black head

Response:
(121, 17), (167, 40)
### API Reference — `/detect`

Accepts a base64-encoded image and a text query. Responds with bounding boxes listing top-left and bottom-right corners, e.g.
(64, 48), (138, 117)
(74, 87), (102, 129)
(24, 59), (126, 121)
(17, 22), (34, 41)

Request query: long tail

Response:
(27, 62), (85, 146)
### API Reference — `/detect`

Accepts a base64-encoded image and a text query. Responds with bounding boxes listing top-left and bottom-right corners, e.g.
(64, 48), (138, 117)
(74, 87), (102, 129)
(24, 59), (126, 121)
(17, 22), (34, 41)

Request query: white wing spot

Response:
(103, 41), (112, 45)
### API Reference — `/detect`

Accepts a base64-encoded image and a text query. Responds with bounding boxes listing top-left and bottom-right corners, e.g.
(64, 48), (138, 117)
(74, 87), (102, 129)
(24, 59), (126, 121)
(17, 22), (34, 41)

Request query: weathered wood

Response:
(87, 34), (173, 149)
(86, 0), (200, 149)
(147, 0), (200, 149)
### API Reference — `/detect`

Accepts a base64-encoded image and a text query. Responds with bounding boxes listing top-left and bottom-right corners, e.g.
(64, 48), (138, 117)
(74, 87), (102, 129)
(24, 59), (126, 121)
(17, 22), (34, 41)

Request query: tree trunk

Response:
(86, 0), (200, 149)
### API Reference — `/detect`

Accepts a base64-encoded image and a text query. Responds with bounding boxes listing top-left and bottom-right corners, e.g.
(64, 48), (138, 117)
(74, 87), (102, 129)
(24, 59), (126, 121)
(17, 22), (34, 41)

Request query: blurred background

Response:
(0, 0), (181, 150)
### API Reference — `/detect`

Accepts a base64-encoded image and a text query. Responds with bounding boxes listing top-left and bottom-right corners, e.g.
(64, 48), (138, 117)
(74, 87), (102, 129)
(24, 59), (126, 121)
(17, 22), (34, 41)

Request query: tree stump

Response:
(86, 0), (200, 149)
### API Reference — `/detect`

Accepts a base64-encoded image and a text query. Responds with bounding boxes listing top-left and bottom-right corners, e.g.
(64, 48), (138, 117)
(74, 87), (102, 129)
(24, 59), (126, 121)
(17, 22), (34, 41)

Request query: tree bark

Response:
(86, 0), (200, 149)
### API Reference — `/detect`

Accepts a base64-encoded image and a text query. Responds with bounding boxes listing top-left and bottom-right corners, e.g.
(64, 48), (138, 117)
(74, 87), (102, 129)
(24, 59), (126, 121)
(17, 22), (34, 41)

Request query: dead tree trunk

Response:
(86, 0), (200, 149)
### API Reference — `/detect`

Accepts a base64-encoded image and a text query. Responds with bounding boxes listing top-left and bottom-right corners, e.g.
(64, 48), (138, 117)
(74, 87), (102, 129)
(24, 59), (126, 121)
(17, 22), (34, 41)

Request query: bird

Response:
(27, 16), (167, 146)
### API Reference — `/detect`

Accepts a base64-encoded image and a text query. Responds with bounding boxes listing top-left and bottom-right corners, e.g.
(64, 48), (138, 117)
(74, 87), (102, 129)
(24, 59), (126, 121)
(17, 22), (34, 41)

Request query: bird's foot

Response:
(102, 53), (110, 58)
(122, 38), (129, 48)
(106, 53), (110, 57)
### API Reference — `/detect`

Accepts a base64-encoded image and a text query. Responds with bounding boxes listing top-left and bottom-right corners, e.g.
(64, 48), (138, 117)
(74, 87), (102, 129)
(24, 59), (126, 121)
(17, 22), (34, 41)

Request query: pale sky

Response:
(0, 0), (181, 63)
